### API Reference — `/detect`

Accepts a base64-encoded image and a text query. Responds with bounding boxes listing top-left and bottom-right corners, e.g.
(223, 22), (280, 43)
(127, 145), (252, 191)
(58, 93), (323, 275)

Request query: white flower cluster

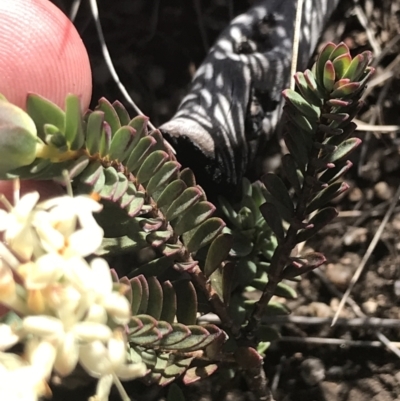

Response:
(0, 192), (146, 401)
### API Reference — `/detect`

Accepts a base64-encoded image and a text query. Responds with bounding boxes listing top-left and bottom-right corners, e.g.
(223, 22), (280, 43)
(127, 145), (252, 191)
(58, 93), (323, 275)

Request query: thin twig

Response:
(88, 0), (156, 131)
(278, 336), (400, 348)
(313, 269), (400, 358)
(68, 0), (82, 22)
(332, 183), (400, 326)
(355, 120), (400, 133)
(290, 0), (304, 90)
(353, 0), (381, 56)
(263, 315), (400, 328)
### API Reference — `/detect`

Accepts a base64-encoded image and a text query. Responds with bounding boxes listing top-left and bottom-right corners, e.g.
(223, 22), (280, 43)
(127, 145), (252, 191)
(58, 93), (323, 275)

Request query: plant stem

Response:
(243, 122), (326, 340)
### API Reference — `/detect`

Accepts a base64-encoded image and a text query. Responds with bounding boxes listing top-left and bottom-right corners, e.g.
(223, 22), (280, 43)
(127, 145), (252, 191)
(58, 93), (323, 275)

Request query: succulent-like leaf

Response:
(85, 110), (104, 155)
(265, 301), (291, 316)
(130, 276), (143, 316)
(329, 42), (350, 61)
(180, 168), (197, 188)
(294, 72), (323, 107)
(173, 201), (216, 236)
(64, 94), (84, 150)
(137, 150), (169, 185)
(185, 218), (225, 253)
(322, 138), (361, 164)
(204, 233), (232, 277)
(112, 100), (131, 126)
(182, 364), (218, 385)
(283, 252), (327, 279)
(166, 187), (203, 222)
(96, 97), (121, 135)
(157, 180), (187, 209)
(26, 93), (65, 140)
(262, 173), (294, 216)
(296, 207), (338, 243)
(330, 82), (361, 98)
(282, 89), (320, 121)
(146, 276), (164, 320)
(306, 181), (349, 214)
(315, 42), (336, 86)
(332, 53), (352, 79)
(259, 203), (285, 242)
(99, 167), (119, 200)
(174, 280), (197, 325)
(323, 60), (336, 92)
(126, 136), (156, 173)
(160, 281), (177, 324)
(319, 160), (353, 185)
(108, 126), (135, 161)
(146, 161), (181, 197)
(99, 123), (112, 157)
(282, 154), (302, 194)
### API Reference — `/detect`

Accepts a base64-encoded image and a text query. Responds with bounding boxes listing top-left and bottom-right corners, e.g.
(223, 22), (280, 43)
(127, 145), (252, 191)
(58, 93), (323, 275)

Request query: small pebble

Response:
(300, 358), (325, 386)
(348, 186), (363, 202)
(374, 181), (393, 201)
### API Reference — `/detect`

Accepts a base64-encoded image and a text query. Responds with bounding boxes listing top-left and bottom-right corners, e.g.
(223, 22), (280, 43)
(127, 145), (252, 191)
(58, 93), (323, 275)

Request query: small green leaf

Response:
(112, 173), (129, 202)
(157, 180), (187, 209)
(274, 282), (297, 299)
(262, 173), (294, 215)
(26, 93), (65, 140)
(160, 281), (177, 323)
(265, 301), (291, 316)
(283, 252), (327, 278)
(180, 168), (197, 187)
(332, 52), (352, 79)
(296, 207), (338, 243)
(112, 100), (131, 126)
(182, 364), (218, 385)
(173, 201), (216, 236)
(85, 111), (104, 155)
(137, 150), (169, 185)
(323, 138), (361, 164)
(166, 187), (203, 222)
(282, 154), (302, 194)
(137, 276), (149, 315)
(99, 167), (119, 200)
(174, 280), (197, 325)
(99, 123), (112, 157)
(130, 276), (143, 316)
(294, 71), (323, 107)
(342, 51), (372, 81)
(306, 181), (349, 214)
(315, 42), (336, 87)
(330, 82), (361, 98)
(64, 94), (84, 150)
(259, 203), (285, 242)
(108, 126), (135, 161)
(323, 60), (336, 92)
(146, 161), (181, 197)
(95, 97), (121, 135)
(185, 218), (226, 253)
(146, 276), (163, 320)
(329, 42), (350, 61)
(320, 160), (353, 185)
(282, 89), (320, 121)
(126, 136), (156, 173)
(204, 233), (232, 277)
(160, 323), (190, 347)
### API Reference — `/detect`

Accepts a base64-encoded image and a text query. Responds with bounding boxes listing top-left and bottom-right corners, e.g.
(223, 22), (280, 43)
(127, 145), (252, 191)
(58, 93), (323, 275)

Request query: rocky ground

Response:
(53, 0), (400, 400)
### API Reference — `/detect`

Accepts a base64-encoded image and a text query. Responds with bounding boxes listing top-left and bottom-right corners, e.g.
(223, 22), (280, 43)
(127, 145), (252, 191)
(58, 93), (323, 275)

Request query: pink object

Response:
(0, 0), (92, 110)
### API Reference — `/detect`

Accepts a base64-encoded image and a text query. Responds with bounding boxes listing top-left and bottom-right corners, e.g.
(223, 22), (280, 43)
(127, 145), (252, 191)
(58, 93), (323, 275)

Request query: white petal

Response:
(68, 227), (103, 257)
(90, 258), (112, 296)
(115, 362), (147, 380)
(91, 374), (113, 401)
(64, 257), (93, 293)
(54, 331), (79, 377)
(103, 293), (131, 325)
(14, 192), (40, 218)
(79, 341), (112, 378)
(23, 316), (63, 338)
(0, 210), (11, 231)
(26, 339), (56, 379)
(35, 224), (65, 253)
(23, 254), (64, 289)
(73, 322), (112, 342)
(0, 324), (19, 351)
(85, 304), (107, 324)
(107, 330), (126, 369)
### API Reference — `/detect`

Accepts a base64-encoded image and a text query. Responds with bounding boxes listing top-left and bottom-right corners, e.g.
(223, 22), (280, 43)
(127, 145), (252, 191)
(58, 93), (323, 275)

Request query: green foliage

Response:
(0, 41), (372, 397)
